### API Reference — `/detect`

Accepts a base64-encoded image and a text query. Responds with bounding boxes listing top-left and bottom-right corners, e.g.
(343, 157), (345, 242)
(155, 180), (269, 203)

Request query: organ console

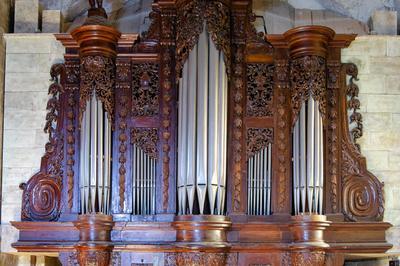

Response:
(12, 0), (391, 265)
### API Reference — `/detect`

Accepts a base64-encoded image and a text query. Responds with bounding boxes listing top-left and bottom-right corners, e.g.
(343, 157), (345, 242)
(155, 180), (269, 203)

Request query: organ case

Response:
(12, 0), (391, 265)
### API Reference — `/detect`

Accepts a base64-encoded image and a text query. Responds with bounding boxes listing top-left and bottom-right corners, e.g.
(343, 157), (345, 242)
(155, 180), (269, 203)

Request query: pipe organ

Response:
(13, 1), (391, 265)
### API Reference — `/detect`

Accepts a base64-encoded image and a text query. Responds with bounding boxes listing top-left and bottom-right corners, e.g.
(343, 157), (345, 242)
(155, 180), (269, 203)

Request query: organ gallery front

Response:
(12, 0), (392, 265)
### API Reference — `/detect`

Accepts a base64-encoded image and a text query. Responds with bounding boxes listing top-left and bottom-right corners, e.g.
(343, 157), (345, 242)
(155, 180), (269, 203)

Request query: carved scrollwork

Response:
(290, 56), (326, 125)
(247, 128), (273, 158)
(21, 63), (65, 221)
(131, 128), (158, 159)
(21, 173), (61, 221)
(132, 63), (159, 117)
(344, 63), (363, 151)
(79, 55), (115, 125)
(165, 253), (227, 266)
(342, 140), (384, 222)
(247, 64), (274, 117)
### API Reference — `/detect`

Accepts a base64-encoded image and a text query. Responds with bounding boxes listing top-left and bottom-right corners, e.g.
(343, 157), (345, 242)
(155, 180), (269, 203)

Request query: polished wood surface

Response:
(13, 1), (390, 265)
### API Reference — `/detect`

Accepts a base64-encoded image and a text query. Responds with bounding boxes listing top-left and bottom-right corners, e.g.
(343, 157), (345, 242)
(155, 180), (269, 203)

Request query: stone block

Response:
(363, 112), (391, 132)
(3, 129), (38, 149)
(367, 131), (398, 150)
(1, 225), (19, 252)
(5, 72), (51, 92)
(366, 94), (400, 112)
(371, 10), (397, 35)
(342, 37), (387, 57)
(392, 114), (400, 131)
(3, 147), (44, 168)
(5, 53), (41, 73)
(385, 75), (400, 95)
(3, 108), (47, 130)
(5, 35), (53, 54)
(364, 150), (389, 170)
(5, 91), (49, 111)
(42, 10), (61, 33)
(14, 0), (39, 33)
(387, 38), (400, 56)
(357, 74), (385, 94)
(370, 57), (400, 75)
(389, 153), (400, 171)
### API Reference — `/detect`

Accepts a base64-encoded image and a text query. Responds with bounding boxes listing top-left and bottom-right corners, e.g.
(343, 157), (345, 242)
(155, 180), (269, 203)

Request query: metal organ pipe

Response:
(177, 27), (228, 215)
(247, 144), (272, 216)
(292, 96), (324, 215)
(79, 94), (112, 214)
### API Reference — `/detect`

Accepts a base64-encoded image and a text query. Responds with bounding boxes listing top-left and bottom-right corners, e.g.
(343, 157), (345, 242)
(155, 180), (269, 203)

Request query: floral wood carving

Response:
(205, 1), (231, 75)
(246, 13), (273, 56)
(21, 63), (65, 221)
(344, 63), (363, 151)
(176, 0), (231, 77)
(131, 128), (158, 159)
(118, 91), (129, 211)
(247, 64), (274, 117)
(290, 56), (326, 125)
(291, 251), (325, 266)
(165, 253), (227, 266)
(79, 55), (115, 125)
(247, 128), (273, 158)
(66, 89), (77, 209)
(326, 60), (341, 213)
(275, 59), (290, 212)
(132, 63), (159, 117)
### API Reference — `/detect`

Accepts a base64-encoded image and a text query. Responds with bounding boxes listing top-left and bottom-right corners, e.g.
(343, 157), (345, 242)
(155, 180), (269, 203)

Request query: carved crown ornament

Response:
(13, 1), (392, 265)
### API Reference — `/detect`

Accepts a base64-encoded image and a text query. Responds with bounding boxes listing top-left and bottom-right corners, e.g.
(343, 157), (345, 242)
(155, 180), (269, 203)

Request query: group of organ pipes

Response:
(13, 1), (391, 265)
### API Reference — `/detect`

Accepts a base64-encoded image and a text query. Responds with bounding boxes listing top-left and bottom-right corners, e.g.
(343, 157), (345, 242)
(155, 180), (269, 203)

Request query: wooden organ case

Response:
(12, 0), (392, 265)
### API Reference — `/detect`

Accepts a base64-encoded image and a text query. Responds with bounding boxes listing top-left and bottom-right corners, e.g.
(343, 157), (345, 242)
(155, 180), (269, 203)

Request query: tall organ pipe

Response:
(79, 94), (112, 214)
(177, 27), (228, 215)
(292, 96), (324, 215)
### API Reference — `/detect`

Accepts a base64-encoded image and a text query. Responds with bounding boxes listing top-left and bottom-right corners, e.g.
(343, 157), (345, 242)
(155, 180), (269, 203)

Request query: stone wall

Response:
(342, 36), (400, 253)
(1, 34), (400, 259)
(2, 34), (64, 253)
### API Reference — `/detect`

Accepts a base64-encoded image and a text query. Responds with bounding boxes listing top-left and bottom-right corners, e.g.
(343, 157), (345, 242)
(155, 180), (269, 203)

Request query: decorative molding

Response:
(118, 93), (129, 212)
(327, 60), (341, 213)
(246, 64), (274, 117)
(66, 89), (77, 210)
(344, 63), (363, 151)
(131, 128), (158, 159)
(132, 63), (159, 117)
(247, 128), (273, 157)
(291, 251), (325, 266)
(290, 55), (326, 125)
(165, 253), (227, 266)
(111, 252), (121, 266)
(275, 59), (290, 212)
(79, 55), (115, 125)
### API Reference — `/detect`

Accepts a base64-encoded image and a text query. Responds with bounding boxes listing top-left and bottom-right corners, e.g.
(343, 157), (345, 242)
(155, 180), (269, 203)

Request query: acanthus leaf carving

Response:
(344, 63), (363, 151)
(131, 128), (158, 159)
(79, 55), (115, 126)
(247, 128), (273, 158)
(290, 56), (327, 126)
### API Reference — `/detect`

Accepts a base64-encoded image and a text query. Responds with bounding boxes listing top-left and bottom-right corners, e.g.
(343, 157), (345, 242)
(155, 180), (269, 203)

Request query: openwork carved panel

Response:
(79, 55), (115, 124)
(247, 128), (273, 157)
(247, 64), (274, 117)
(176, 0), (231, 76)
(131, 128), (158, 159)
(132, 63), (159, 117)
(165, 253), (227, 266)
(290, 56), (326, 124)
